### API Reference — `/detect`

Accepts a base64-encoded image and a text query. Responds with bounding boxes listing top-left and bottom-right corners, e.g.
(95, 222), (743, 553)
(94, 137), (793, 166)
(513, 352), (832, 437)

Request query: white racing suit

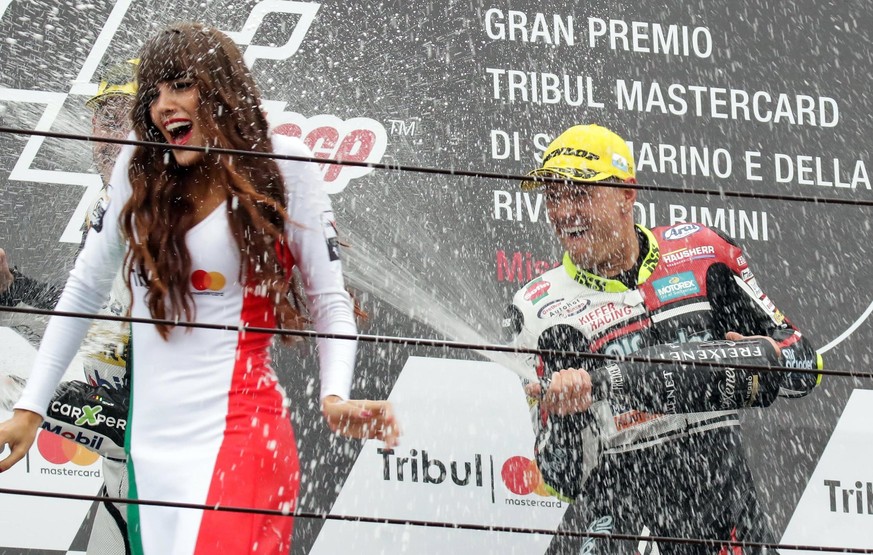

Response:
(1, 267), (130, 555)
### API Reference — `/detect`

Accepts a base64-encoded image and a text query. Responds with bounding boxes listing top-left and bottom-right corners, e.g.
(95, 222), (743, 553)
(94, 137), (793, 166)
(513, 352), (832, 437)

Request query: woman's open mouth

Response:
(164, 119), (193, 145)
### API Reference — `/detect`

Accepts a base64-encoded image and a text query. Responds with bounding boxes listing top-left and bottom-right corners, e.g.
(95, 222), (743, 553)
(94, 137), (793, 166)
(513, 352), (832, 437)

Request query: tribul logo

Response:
(191, 270), (227, 292)
(36, 428), (100, 466)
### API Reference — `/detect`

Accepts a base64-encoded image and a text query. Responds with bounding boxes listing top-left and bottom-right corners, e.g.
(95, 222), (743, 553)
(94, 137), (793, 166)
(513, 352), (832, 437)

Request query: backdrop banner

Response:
(0, 1), (870, 553)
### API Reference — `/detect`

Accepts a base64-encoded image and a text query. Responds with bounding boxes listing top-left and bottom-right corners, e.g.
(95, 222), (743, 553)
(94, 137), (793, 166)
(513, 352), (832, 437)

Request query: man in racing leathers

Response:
(506, 124), (821, 554)
(0, 60), (137, 555)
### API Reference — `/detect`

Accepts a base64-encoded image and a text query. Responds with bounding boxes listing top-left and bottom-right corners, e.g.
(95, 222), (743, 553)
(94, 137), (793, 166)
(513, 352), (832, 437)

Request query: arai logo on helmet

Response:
(663, 223), (702, 240)
(271, 112), (388, 194)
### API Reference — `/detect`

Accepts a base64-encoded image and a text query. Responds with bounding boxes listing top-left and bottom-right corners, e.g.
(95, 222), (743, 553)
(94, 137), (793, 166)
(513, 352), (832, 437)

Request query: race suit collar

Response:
(562, 225), (661, 293)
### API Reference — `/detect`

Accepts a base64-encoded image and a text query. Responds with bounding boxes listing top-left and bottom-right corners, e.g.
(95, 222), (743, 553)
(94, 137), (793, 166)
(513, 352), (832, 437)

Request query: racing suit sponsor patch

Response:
(90, 192), (109, 233)
(662, 223), (701, 240)
(652, 272), (700, 302)
(524, 277), (551, 304)
(321, 210), (341, 261)
(537, 297), (591, 319)
(580, 515), (614, 554)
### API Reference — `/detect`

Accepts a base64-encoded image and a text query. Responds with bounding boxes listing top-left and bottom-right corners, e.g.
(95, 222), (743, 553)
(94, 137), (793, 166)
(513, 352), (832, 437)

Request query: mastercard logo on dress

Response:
(191, 270), (227, 294)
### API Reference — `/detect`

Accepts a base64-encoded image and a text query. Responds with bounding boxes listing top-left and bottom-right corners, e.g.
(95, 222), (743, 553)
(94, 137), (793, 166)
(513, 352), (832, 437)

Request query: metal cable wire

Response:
(0, 487), (869, 553)
(0, 304), (865, 380)
(1, 125), (868, 553)
(1, 125), (871, 208)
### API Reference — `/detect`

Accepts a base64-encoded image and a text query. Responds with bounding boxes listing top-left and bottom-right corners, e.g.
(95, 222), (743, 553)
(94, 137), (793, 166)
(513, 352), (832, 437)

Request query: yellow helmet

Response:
(522, 124), (635, 190)
(86, 58), (139, 109)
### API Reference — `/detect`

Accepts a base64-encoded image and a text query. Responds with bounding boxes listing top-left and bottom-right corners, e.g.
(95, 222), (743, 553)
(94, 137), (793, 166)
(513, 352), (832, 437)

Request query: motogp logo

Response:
(272, 113), (388, 194)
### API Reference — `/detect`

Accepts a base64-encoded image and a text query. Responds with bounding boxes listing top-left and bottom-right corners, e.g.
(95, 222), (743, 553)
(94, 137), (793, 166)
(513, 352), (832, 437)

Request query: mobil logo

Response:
(272, 112), (388, 194)
(501, 455), (550, 497)
(36, 427), (100, 467)
(191, 270), (227, 292)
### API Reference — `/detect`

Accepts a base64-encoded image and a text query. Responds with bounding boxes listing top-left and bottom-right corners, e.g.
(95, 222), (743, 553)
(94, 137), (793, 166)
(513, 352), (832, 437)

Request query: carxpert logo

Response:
(375, 447), (563, 510)
(0, 0), (385, 242)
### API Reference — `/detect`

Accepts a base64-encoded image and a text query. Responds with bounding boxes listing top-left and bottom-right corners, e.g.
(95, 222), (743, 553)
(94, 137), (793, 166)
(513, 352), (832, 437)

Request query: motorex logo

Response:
(653, 272), (700, 302)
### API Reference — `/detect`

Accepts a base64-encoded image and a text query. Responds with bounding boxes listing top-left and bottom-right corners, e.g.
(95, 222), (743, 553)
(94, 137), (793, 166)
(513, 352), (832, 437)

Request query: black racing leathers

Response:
(506, 223), (820, 554)
(0, 268), (63, 310)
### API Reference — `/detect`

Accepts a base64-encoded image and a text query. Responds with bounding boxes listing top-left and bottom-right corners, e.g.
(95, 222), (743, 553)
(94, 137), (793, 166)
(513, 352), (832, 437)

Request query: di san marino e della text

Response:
(483, 8), (867, 190)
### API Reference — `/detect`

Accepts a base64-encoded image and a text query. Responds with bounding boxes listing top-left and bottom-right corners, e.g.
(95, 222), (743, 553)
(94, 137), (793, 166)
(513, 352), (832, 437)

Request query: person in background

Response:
(0, 59), (139, 555)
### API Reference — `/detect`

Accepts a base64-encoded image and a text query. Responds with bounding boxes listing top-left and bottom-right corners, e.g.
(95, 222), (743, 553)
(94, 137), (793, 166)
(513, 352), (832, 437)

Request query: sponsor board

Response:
(309, 357), (566, 553)
(780, 389), (873, 553)
(0, 329), (104, 551)
(1, 0), (383, 241)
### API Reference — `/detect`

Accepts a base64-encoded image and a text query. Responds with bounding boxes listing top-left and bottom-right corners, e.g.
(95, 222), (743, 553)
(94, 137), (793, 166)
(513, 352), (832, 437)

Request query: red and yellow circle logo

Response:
(501, 455), (550, 496)
(36, 430), (100, 466)
(191, 270), (226, 291)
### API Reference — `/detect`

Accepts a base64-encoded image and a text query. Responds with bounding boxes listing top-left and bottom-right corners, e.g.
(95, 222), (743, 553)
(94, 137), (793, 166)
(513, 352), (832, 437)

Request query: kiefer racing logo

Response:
(272, 112), (388, 194)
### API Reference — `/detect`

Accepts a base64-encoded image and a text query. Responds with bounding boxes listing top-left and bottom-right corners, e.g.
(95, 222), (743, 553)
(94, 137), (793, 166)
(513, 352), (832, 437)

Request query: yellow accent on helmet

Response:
(86, 59), (139, 109)
(522, 124), (635, 190)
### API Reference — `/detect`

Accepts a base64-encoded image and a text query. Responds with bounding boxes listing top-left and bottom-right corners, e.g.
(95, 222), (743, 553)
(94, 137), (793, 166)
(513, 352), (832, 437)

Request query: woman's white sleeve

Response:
(14, 146), (132, 417)
(277, 136), (357, 401)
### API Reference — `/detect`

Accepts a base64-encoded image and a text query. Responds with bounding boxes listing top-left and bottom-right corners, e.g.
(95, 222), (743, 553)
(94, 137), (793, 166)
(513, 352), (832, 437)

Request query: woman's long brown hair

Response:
(123, 23), (303, 339)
